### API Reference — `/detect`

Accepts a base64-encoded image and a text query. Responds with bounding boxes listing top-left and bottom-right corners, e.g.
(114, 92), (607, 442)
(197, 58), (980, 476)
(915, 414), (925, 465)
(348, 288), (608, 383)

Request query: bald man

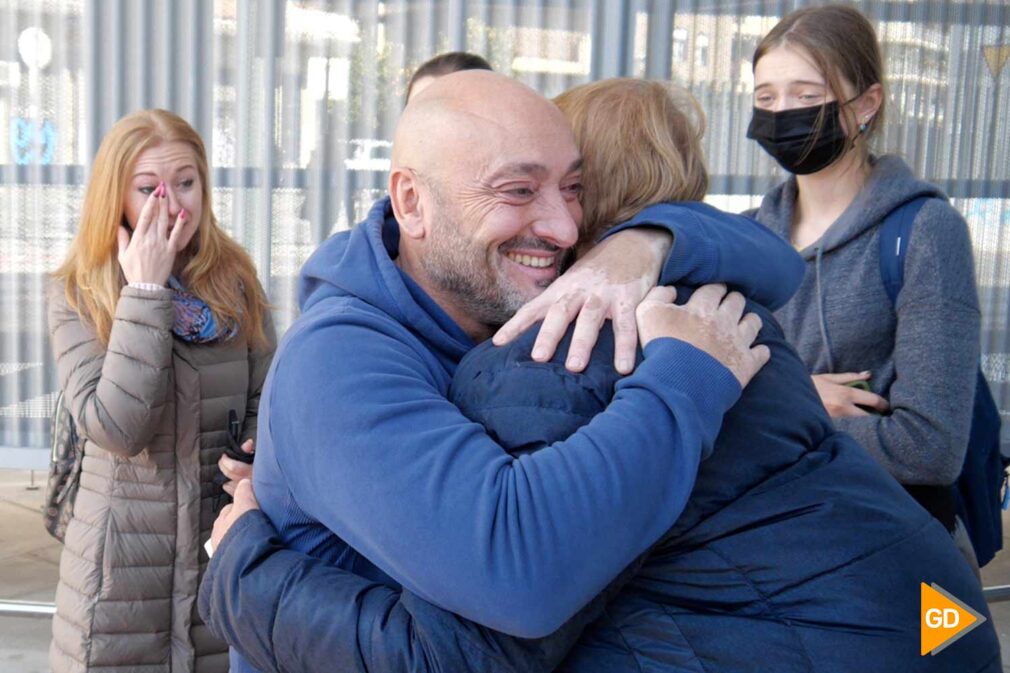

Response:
(218, 72), (776, 673)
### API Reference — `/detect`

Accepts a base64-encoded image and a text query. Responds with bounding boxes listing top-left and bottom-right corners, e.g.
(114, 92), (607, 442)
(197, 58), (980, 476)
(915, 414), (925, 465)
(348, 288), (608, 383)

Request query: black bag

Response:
(212, 409), (254, 511)
(43, 391), (84, 542)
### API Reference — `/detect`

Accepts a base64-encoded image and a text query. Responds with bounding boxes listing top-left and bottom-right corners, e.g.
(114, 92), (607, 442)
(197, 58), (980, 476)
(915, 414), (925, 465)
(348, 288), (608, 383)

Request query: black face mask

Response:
(747, 101), (854, 175)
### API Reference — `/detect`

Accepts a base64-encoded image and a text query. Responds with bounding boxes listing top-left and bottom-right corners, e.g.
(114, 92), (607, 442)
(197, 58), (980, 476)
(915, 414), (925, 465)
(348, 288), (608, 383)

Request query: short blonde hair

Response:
(554, 78), (708, 240)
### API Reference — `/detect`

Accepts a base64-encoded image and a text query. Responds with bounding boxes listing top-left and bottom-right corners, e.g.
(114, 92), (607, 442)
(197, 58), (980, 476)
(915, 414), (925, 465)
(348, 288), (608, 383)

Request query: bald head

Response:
(387, 70), (583, 341)
(392, 70), (575, 179)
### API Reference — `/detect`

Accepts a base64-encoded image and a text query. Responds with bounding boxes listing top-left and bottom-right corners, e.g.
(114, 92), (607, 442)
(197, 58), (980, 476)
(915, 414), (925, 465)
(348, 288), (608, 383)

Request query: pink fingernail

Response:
(179, 208), (187, 220)
(158, 181), (166, 197)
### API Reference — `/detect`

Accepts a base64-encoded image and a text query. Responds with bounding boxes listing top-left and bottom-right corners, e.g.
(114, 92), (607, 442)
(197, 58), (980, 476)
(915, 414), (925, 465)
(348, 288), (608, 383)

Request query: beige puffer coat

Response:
(47, 283), (275, 673)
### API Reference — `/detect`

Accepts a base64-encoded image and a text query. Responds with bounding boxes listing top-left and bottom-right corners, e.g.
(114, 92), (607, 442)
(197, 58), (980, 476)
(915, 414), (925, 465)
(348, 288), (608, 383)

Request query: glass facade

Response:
(1, 0), (1008, 459)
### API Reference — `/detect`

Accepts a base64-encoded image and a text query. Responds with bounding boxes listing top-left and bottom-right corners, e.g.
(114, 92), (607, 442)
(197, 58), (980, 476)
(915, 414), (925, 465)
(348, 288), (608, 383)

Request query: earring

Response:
(858, 116), (872, 133)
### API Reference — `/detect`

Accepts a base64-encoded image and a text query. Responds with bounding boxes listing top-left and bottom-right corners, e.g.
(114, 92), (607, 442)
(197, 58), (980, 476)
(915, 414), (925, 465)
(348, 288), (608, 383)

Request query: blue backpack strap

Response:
(878, 196), (931, 305)
(878, 196), (1006, 565)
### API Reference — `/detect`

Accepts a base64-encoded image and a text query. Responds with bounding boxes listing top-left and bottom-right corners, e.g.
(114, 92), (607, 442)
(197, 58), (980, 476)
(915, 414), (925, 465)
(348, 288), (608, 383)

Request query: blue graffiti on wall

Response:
(10, 117), (57, 165)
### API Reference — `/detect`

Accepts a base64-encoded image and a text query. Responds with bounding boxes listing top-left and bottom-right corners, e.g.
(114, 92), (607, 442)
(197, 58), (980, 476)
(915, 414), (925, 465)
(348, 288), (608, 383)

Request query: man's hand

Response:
(812, 372), (890, 417)
(218, 439), (254, 496)
(210, 479), (260, 553)
(635, 284), (769, 388)
(493, 228), (672, 374)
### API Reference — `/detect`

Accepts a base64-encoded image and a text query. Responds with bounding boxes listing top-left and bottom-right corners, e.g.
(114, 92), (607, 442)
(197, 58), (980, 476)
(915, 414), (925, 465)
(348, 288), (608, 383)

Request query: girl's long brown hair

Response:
(54, 109), (270, 348)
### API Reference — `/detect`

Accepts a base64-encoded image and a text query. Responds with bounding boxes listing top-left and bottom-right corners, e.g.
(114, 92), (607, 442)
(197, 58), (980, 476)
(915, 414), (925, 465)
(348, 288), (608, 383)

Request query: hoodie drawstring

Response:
(814, 245), (836, 373)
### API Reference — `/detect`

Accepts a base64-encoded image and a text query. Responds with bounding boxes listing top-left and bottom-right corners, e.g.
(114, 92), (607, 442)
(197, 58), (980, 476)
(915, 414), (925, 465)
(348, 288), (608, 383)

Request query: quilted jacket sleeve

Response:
(241, 305), (277, 444)
(200, 510), (639, 673)
(47, 282), (175, 457)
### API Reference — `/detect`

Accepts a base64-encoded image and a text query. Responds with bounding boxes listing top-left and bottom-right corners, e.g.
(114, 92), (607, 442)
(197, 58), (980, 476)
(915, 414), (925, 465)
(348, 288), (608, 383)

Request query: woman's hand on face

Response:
(492, 228), (673, 375)
(811, 372), (890, 417)
(117, 181), (188, 286)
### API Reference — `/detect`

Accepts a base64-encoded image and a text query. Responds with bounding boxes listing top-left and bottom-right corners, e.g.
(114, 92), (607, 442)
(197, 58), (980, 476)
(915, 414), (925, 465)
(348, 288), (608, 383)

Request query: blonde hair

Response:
(54, 109), (269, 348)
(553, 78), (709, 240)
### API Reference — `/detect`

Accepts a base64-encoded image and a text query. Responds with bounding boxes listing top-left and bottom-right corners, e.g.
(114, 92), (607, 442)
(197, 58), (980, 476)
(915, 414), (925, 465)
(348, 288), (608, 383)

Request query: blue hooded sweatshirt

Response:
(226, 198), (805, 672)
(204, 201), (999, 673)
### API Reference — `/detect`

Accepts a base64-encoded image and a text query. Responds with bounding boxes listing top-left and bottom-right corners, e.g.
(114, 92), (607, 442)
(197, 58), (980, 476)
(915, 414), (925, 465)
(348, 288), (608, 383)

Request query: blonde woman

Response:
(48, 109), (274, 673)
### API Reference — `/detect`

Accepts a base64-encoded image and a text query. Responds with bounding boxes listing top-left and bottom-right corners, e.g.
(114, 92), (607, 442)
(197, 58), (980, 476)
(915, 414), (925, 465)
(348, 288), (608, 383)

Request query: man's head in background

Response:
(405, 51), (493, 102)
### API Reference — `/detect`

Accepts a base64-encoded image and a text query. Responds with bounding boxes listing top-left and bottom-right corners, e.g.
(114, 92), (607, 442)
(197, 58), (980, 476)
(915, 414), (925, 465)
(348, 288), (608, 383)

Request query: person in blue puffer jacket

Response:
(199, 78), (1000, 672)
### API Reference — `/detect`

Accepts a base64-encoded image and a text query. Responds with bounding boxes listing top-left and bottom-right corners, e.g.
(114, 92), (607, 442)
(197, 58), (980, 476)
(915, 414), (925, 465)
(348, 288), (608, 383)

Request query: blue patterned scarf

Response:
(167, 276), (238, 344)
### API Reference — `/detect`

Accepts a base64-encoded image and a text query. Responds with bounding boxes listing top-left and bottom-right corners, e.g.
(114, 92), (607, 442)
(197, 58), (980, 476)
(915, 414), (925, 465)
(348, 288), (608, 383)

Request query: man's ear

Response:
(389, 168), (426, 240)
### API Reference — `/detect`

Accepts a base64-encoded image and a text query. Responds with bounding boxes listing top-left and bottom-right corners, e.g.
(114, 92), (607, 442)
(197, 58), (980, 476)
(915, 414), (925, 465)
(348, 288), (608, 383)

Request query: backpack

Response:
(879, 196), (1008, 567)
(43, 391), (85, 542)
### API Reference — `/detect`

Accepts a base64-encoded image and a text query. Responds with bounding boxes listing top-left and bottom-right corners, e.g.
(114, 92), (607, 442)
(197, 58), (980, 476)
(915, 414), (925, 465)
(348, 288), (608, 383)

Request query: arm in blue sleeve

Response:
(199, 511), (639, 673)
(603, 202), (805, 310)
(269, 315), (739, 637)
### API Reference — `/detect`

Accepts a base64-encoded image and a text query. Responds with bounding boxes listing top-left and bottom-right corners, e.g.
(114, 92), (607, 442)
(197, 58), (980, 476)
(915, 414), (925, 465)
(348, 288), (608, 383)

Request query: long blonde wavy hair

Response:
(554, 78), (709, 242)
(54, 109), (270, 348)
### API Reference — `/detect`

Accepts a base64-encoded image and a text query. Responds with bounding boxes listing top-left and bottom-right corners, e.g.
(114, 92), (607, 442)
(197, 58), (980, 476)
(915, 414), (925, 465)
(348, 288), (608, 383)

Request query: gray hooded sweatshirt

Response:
(749, 155), (980, 486)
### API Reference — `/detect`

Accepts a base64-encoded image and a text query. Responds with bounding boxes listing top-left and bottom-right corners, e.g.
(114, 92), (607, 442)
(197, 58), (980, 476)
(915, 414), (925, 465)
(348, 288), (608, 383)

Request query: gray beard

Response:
(419, 182), (558, 328)
(423, 234), (528, 328)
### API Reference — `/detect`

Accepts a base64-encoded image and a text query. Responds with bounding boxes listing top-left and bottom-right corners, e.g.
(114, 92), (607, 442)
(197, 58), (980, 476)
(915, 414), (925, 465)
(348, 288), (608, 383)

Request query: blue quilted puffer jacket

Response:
(200, 296), (1001, 672)
(449, 298), (1001, 673)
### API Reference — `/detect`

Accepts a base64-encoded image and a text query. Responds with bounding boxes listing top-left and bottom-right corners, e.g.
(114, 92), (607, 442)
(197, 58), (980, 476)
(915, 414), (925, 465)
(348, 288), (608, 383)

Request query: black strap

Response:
(903, 484), (957, 532)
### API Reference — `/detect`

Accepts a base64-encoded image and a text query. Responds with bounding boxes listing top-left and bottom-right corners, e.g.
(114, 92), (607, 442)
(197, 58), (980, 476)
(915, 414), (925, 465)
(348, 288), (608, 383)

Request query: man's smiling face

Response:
(390, 70), (586, 336)
(419, 147), (583, 326)
(406, 82), (583, 326)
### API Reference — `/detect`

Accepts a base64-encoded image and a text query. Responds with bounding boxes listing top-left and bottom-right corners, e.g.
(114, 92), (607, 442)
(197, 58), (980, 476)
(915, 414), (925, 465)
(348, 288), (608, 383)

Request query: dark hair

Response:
(405, 52), (493, 101)
(753, 4), (885, 151)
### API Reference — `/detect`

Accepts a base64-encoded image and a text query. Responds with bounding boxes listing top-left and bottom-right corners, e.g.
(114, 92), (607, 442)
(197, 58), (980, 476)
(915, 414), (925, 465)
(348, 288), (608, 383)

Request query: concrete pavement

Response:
(0, 470), (59, 673)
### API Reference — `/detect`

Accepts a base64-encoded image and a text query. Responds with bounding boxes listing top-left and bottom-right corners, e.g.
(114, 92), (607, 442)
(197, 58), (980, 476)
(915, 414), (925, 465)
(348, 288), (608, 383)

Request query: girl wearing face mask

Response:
(747, 5), (983, 567)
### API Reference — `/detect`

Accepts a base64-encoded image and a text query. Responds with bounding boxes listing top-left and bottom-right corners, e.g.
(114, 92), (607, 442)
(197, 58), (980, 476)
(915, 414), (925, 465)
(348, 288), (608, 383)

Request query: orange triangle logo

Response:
(982, 45), (1010, 77)
(921, 582), (986, 655)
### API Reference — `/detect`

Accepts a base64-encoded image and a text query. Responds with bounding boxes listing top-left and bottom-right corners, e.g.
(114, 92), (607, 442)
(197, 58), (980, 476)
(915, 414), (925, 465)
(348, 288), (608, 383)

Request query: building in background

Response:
(1, 0), (1008, 466)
